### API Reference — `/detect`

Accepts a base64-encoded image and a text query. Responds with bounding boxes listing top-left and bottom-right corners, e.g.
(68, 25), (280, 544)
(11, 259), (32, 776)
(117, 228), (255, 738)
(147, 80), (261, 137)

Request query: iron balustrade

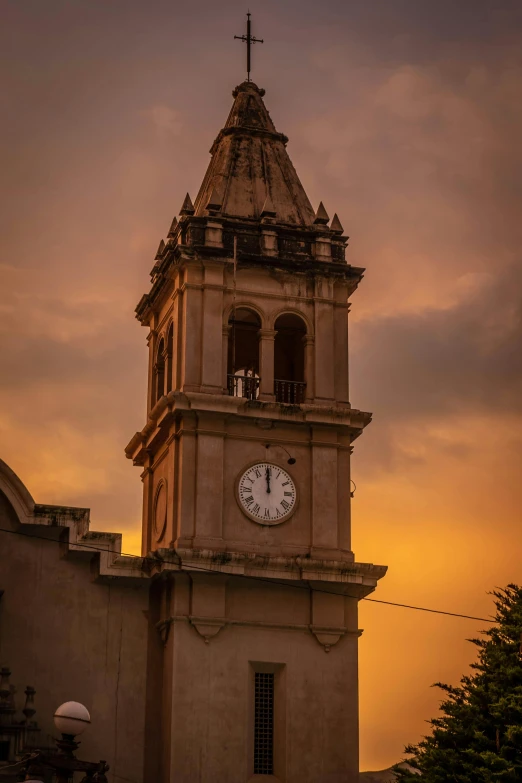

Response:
(274, 379), (306, 404)
(227, 375), (306, 403)
(227, 373), (260, 400)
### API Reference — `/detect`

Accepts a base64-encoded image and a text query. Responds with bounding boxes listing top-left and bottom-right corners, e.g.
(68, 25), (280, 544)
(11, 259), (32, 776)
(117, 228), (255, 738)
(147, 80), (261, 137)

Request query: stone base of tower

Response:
(143, 562), (383, 783)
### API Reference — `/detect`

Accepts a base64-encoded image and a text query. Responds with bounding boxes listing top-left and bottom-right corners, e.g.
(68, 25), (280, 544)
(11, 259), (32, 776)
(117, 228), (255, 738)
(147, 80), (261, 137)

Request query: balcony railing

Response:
(274, 379), (306, 404)
(227, 373), (260, 400)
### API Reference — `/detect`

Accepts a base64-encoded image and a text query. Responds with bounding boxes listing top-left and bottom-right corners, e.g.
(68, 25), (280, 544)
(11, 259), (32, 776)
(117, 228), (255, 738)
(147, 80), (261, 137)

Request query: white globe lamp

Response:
(53, 701), (91, 738)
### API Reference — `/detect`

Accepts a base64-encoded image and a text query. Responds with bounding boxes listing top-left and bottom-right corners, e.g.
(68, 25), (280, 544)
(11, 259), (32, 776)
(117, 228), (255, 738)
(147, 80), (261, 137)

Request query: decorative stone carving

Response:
(310, 625), (346, 653)
(189, 616), (227, 644)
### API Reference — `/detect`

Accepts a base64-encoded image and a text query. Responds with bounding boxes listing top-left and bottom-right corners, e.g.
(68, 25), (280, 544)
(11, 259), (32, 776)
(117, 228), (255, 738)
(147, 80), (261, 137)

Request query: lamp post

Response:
(3, 700), (108, 783)
(53, 702), (91, 760)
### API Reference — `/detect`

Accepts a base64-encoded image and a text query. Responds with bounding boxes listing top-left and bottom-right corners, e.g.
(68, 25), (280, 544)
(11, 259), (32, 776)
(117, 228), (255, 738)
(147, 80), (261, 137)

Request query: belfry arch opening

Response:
(165, 324), (173, 394)
(274, 313), (307, 404)
(227, 308), (261, 399)
(153, 338), (165, 406)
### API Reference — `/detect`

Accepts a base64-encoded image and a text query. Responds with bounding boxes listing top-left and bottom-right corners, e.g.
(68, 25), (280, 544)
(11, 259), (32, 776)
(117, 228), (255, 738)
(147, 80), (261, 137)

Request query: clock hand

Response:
(265, 466), (271, 494)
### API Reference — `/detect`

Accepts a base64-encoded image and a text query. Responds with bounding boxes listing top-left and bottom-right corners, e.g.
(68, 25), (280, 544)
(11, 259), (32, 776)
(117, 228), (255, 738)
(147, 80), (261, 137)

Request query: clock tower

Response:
(126, 79), (386, 783)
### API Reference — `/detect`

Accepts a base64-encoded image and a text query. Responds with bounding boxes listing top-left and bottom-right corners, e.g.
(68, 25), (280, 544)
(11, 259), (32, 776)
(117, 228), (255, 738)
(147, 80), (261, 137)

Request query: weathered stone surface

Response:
(193, 81), (316, 225)
(314, 200), (330, 225)
(167, 216), (178, 237)
(179, 192), (194, 215)
(331, 212), (344, 233)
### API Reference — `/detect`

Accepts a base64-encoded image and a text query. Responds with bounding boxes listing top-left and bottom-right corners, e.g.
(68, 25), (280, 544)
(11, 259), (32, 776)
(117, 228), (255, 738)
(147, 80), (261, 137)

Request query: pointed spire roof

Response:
(193, 81), (315, 226)
(314, 202), (330, 225)
(167, 216), (178, 238)
(206, 183), (224, 212)
(180, 193), (194, 215)
(224, 83), (276, 133)
(155, 239), (165, 260)
(330, 213), (344, 233)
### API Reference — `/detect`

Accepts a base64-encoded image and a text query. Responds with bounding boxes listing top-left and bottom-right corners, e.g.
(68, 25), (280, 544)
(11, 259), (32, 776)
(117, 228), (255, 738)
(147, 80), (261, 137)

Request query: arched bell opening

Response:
(153, 338), (165, 406)
(227, 308), (261, 399)
(165, 324), (173, 394)
(274, 313), (307, 404)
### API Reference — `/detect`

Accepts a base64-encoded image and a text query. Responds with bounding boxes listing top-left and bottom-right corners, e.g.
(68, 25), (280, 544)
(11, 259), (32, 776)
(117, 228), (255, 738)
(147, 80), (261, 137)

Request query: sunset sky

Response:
(2, 0), (522, 772)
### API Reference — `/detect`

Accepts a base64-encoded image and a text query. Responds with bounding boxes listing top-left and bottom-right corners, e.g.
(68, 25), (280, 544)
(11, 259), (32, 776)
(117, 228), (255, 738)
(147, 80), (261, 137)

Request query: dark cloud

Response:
(0, 330), (142, 391)
(352, 263), (522, 419)
(322, 1), (522, 62)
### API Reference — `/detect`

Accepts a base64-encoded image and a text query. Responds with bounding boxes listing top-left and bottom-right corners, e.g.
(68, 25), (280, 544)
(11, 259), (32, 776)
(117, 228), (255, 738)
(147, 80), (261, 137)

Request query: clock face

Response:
(237, 462), (297, 525)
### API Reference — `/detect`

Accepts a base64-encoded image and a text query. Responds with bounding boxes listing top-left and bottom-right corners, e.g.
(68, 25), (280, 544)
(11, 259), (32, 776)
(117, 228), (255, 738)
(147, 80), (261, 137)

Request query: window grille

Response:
(254, 672), (274, 775)
(0, 740), (10, 762)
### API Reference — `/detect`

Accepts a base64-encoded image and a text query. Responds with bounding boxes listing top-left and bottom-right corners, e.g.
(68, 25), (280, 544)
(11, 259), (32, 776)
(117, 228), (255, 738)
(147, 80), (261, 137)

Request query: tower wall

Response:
(126, 78), (387, 783)
(145, 574), (360, 783)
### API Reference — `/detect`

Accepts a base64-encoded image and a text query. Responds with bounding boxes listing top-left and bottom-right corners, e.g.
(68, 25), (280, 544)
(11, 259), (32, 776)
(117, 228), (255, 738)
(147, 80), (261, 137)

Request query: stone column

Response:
(333, 284), (350, 405)
(146, 329), (157, 412)
(171, 279), (182, 391)
(258, 328), (276, 401)
(205, 220), (223, 249)
(181, 268), (203, 392)
(303, 334), (315, 402)
(261, 228), (278, 256)
(173, 412), (197, 549)
(314, 299), (335, 402)
(140, 461), (153, 556)
(201, 262), (225, 393)
(222, 325), (230, 393)
(193, 413), (225, 548)
(313, 234), (332, 261)
(311, 426), (339, 557)
(337, 440), (352, 554)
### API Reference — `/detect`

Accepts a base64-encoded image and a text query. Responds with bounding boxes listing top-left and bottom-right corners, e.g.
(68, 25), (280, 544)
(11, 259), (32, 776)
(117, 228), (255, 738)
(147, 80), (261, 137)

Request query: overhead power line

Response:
(0, 526), (496, 624)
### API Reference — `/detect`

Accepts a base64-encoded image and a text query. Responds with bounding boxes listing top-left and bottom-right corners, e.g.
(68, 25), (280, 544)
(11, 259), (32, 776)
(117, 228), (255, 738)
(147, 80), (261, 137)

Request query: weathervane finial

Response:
(234, 12), (264, 82)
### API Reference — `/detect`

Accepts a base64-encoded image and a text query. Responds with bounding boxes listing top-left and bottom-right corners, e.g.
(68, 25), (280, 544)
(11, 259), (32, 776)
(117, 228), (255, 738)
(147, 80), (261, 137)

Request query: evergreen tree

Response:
(394, 585), (522, 782)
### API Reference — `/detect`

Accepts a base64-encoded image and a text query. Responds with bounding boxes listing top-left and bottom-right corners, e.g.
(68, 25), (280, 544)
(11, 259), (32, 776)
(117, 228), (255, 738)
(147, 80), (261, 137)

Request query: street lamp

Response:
(53, 702), (91, 738)
(53, 702), (91, 757)
(10, 700), (107, 783)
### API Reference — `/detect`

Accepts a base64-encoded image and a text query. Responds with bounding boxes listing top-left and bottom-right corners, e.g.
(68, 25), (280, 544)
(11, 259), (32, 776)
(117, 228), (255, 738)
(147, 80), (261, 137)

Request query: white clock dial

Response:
(237, 462), (297, 525)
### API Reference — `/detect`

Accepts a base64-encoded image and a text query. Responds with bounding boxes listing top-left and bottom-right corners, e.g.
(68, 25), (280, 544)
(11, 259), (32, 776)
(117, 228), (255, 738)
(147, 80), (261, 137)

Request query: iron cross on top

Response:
(234, 12), (263, 82)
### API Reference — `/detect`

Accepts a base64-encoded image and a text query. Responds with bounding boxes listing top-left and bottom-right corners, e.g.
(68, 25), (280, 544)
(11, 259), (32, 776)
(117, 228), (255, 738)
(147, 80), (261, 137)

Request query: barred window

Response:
(254, 672), (274, 775)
